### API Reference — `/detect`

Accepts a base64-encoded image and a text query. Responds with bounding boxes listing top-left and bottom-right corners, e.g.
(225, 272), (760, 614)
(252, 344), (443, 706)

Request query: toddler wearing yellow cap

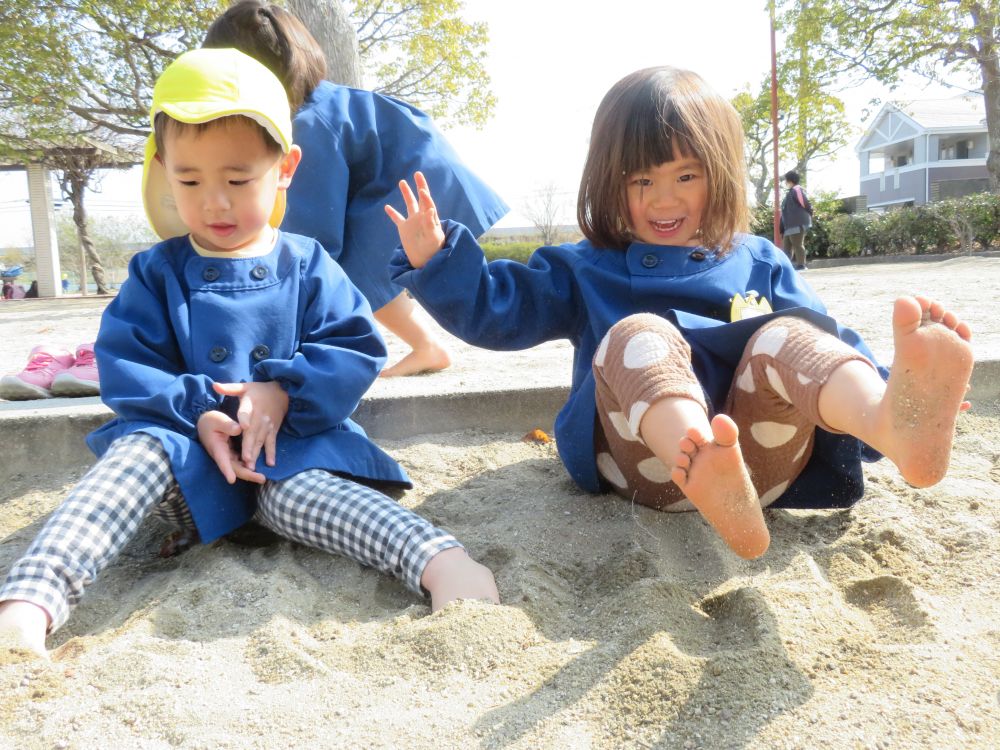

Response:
(0, 49), (498, 658)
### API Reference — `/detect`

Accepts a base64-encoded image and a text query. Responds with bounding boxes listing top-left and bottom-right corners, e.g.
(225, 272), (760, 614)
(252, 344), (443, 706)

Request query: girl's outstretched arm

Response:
(385, 171), (445, 269)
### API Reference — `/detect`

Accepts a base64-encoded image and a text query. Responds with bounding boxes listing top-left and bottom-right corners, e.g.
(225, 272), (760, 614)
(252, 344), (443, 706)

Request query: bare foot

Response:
(379, 343), (451, 378)
(670, 414), (770, 559)
(420, 547), (499, 612)
(0, 600), (50, 660)
(876, 295), (974, 488)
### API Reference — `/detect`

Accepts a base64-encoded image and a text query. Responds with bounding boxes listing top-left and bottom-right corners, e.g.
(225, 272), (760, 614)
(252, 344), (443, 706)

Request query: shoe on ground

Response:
(794, 264), (808, 271)
(0, 346), (75, 400)
(51, 342), (101, 397)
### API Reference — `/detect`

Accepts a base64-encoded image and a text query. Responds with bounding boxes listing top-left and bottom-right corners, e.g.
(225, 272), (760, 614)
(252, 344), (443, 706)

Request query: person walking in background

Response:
(780, 170), (812, 271)
(202, 0), (508, 377)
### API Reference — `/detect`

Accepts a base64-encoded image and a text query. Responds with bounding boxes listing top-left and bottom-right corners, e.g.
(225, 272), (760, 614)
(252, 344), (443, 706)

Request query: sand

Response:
(0, 400), (998, 749)
(1, 256), (1000, 748)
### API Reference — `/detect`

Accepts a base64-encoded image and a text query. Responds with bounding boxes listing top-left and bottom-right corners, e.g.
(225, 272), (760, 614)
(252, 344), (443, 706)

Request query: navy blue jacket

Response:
(89, 233), (409, 542)
(391, 223), (887, 509)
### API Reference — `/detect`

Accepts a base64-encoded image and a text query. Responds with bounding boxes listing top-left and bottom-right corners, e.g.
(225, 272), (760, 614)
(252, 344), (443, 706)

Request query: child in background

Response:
(386, 67), (974, 560)
(202, 0), (508, 377)
(0, 48), (497, 658)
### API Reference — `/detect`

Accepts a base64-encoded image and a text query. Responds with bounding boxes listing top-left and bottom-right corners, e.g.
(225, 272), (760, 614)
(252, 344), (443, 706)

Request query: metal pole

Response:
(770, 0), (782, 246)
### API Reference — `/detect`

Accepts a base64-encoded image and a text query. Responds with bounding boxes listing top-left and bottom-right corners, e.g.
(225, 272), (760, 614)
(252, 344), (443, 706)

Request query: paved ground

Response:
(2, 254), (998, 393)
(1, 253), (998, 480)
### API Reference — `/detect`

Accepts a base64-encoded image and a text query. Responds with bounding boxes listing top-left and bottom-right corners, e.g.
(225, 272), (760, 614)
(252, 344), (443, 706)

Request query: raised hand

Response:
(385, 171), (446, 269)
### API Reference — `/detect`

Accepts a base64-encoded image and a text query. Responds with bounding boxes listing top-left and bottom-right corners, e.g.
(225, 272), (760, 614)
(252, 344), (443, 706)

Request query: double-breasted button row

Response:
(208, 345), (271, 363)
(201, 265), (269, 282)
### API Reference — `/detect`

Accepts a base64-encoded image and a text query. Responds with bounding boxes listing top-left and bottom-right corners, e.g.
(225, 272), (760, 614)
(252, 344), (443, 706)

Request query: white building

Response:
(857, 94), (990, 210)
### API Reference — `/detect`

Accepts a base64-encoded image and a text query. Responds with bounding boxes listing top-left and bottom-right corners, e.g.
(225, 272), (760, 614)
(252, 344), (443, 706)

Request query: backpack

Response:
(794, 185), (813, 215)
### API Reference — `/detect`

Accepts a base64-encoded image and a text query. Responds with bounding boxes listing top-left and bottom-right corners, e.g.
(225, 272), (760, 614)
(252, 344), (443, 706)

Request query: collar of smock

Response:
(180, 234), (290, 290)
(625, 241), (734, 277)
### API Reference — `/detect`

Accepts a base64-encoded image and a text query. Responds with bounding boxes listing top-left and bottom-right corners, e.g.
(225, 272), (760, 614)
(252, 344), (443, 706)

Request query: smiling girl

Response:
(384, 66), (974, 560)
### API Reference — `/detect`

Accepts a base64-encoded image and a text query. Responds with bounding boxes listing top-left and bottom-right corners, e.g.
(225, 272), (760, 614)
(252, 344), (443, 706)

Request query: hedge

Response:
(477, 192), (1000, 263)
(751, 190), (1000, 258)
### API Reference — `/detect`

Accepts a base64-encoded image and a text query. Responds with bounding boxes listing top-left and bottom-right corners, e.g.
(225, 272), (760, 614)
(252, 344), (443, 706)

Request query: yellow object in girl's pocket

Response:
(730, 291), (773, 321)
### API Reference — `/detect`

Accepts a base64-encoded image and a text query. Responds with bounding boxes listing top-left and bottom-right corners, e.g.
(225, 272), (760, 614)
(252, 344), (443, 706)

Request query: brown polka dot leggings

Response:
(592, 313), (875, 511)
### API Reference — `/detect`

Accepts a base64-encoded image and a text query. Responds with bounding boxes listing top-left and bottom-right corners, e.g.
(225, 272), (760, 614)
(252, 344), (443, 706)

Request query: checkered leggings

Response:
(0, 433), (460, 631)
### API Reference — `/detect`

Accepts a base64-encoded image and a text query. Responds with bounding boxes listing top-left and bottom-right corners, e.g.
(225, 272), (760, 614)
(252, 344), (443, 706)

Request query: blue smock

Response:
(88, 232), (410, 542)
(391, 223), (887, 509)
(284, 82), (509, 310)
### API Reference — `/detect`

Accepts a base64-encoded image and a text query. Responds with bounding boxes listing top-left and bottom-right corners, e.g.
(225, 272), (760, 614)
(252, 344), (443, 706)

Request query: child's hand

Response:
(213, 381), (289, 471)
(384, 171), (446, 269)
(196, 410), (266, 485)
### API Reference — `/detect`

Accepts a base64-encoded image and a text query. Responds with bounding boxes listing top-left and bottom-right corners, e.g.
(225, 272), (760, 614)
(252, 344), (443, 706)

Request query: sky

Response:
(0, 0), (973, 246)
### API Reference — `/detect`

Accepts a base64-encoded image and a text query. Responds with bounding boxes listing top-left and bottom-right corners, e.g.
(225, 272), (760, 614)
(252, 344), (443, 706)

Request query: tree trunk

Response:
(753, 150), (771, 206)
(66, 172), (110, 295)
(974, 14), (1000, 192)
(793, 159), (808, 185)
(795, 0), (809, 184)
(287, 0), (363, 87)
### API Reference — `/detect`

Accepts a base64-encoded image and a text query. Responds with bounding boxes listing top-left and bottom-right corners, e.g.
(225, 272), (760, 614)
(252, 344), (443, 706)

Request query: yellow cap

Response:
(142, 48), (292, 240)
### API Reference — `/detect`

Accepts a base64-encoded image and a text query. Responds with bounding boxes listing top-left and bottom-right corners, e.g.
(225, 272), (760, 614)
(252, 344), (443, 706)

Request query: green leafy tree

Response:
(1, 0), (495, 295)
(344, 0), (495, 126)
(735, 2), (850, 204)
(773, 0), (851, 185)
(0, 2), (224, 142)
(0, 1), (493, 141)
(733, 82), (786, 206)
(801, 0), (1000, 191)
(0, 1), (223, 293)
(57, 210), (155, 288)
(289, 1), (496, 125)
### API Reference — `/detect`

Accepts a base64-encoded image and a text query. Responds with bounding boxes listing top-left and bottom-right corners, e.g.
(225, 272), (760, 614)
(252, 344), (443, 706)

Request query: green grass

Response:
(480, 241), (537, 264)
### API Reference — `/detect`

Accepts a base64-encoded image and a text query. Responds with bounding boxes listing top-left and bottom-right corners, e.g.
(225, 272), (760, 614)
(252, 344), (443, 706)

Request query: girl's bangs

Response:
(622, 99), (697, 175)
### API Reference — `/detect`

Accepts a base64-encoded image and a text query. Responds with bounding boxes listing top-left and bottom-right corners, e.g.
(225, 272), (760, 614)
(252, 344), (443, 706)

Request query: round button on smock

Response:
(689, 250), (707, 261)
(202, 267), (220, 282)
(250, 265), (268, 280)
(251, 345), (271, 361)
(641, 254), (658, 268)
(209, 346), (228, 363)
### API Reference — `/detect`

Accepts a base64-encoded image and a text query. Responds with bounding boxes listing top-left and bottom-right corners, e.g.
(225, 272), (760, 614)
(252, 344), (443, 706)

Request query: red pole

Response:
(769, 0), (782, 246)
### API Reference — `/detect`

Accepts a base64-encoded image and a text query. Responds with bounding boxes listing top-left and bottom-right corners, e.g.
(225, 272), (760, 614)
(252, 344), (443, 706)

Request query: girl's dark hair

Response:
(202, 0), (326, 112)
(577, 66), (750, 253)
(784, 170), (800, 185)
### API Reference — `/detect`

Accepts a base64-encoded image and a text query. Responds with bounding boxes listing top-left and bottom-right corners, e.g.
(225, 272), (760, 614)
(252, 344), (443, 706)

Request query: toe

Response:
(679, 436), (700, 455)
(892, 296), (924, 332)
(709, 413), (739, 447)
